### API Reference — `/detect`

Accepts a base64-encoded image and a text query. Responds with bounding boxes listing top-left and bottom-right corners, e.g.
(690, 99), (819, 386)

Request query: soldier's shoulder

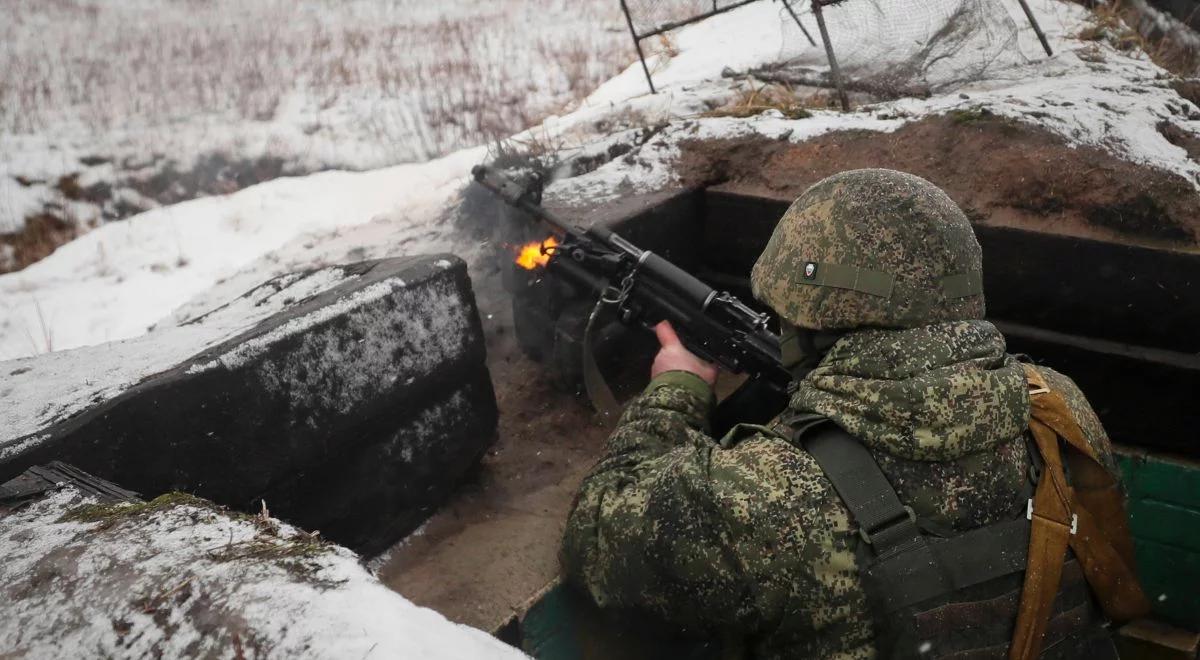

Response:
(1036, 365), (1088, 404)
(709, 429), (844, 528)
(1032, 364), (1116, 464)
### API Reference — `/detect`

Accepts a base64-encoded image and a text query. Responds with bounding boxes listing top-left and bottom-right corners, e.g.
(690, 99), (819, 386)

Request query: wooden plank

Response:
(1116, 619), (1200, 660)
(1128, 499), (1200, 551)
(1133, 538), (1200, 630)
(1120, 451), (1200, 509)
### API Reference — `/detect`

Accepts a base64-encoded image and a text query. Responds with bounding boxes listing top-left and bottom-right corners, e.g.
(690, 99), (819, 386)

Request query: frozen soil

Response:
(678, 113), (1200, 249)
(373, 266), (611, 632)
(373, 261), (742, 632)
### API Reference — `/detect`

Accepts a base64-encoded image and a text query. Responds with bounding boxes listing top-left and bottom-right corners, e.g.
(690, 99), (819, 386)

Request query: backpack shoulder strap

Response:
(1011, 364), (1149, 660)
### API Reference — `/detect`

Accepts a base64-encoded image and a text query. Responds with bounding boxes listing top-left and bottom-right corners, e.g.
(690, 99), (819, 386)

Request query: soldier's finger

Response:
(654, 321), (681, 348)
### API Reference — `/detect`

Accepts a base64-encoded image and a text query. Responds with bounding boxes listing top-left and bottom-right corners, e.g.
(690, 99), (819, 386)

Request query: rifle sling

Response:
(582, 296), (621, 421)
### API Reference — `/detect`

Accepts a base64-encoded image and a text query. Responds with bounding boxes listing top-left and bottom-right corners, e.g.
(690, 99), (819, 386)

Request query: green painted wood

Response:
(1118, 452), (1200, 508)
(1128, 499), (1200, 551)
(1118, 450), (1200, 631)
(521, 584), (583, 660)
(518, 582), (721, 659)
(1133, 538), (1200, 631)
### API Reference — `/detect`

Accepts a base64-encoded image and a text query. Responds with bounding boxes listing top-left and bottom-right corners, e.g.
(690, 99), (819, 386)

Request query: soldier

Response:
(560, 169), (1146, 658)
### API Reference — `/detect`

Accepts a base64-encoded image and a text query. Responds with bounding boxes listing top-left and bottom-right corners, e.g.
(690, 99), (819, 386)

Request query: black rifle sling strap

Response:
(798, 422), (953, 612)
(801, 422), (922, 555)
(581, 296), (621, 421)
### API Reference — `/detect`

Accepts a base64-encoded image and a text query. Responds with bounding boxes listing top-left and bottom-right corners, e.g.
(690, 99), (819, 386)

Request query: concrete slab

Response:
(0, 255), (497, 553)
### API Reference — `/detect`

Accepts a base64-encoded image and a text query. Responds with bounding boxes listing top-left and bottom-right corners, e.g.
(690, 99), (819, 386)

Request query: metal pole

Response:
(620, 0), (657, 94)
(811, 0), (849, 112)
(1014, 0), (1054, 57)
(635, 0), (763, 39)
(780, 0), (817, 47)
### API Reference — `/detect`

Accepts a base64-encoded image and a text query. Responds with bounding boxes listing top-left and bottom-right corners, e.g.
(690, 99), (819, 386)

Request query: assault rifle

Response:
(472, 165), (790, 435)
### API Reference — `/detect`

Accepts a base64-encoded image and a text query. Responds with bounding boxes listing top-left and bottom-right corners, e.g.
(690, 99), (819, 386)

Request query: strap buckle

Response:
(1026, 499), (1077, 535)
(858, 505), (917, 545)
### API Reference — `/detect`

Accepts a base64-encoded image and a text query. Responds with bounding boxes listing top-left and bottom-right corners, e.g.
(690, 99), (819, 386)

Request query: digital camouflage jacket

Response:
(560, 320), (1118, 659)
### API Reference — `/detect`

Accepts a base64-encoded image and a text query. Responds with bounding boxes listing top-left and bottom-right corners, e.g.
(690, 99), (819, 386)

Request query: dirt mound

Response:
(678, 113), (1200, 249)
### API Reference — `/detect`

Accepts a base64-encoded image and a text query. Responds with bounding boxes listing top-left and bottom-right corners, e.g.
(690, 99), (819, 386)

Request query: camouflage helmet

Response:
(751, 169), (985, 331)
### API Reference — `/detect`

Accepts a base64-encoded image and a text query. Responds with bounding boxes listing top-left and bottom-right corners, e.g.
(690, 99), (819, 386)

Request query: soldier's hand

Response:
(651, 321), (718, 386)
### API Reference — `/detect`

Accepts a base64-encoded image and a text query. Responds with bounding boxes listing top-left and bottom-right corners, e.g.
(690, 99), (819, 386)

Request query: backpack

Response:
(788, 364), (1148, 659)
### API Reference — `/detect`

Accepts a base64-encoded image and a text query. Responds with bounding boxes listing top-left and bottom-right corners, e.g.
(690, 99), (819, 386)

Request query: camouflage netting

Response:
(799, 0), (1036, 94)
(625, 0), (1040, 95)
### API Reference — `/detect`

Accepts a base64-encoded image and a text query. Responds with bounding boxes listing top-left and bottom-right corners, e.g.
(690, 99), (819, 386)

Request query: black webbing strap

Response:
(799, 422), (924, 557)
(871, 517), (1031, 613)
(795, 421), (1040, 615)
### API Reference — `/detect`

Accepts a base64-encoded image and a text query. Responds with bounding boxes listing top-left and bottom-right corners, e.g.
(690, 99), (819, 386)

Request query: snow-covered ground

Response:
(1, 486), (527, 659)
(3, 0), (1197, 361)
(0, 147), (483, 359)
(0, 0), (644, 244)
(2, 1), (1198, 655)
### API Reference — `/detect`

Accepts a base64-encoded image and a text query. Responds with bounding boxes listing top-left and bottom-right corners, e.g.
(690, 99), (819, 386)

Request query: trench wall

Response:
(0, 255), (498, 555)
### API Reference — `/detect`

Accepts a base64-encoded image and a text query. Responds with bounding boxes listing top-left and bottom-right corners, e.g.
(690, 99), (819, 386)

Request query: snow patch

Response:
(0, 486), (526, 659)
(0, 146), (483, 360)
(252, 278), (472, 417)
(1, 264), (361, 441)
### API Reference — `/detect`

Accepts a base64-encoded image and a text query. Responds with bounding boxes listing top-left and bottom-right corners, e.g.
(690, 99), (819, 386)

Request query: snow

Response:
(535, 0), (1200, 210)
(2, 0), (1198, 366)
(0, 2), (1195, 655)
(0, 486), (527, 659)
(185, 279), (404, 374)
(0, 147), (482, 360)
(1, 263), (361, 446)
(0, 0), (636, 236)
(227, 275), (473, 417)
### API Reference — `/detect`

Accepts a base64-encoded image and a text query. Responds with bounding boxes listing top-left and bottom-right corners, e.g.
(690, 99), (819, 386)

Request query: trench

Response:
(378, 184), (1200, 644)
(520, 186), (1200, 458)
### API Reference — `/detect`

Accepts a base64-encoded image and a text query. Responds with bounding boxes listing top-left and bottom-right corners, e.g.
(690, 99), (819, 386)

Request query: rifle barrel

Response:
(471, 165), (573, 236)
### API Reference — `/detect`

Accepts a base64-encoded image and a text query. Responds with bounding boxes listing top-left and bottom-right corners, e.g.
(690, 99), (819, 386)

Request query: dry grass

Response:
(1077, 0), (1200, 76)
(705, 84), (815, 119)
(0, 0), (636, 159)
(0, 211), (81, 274)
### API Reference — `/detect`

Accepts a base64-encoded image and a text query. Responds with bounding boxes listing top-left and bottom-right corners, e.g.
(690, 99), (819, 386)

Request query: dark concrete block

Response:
(0, 254), (497, 552)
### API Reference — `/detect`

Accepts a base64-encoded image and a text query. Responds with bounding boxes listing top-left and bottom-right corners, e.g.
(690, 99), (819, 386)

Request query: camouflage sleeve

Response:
(588, 370), (717, 474)
(559, 370), (763, 633)
(560, 372), (873, 656)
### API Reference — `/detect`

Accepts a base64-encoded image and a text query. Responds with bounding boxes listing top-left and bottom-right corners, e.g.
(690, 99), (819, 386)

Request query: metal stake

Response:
(1015, 0), (1054, 57)
(811, 0), (849, 112)
(620, 0), (657, 94)
(780, 0), (818, 47)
